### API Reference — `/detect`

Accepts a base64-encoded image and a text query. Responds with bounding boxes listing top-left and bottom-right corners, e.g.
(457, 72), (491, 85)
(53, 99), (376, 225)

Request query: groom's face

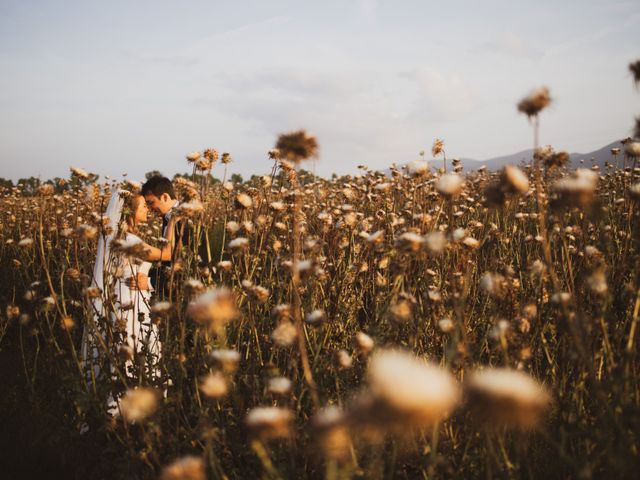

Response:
(144, 193), (173, 215)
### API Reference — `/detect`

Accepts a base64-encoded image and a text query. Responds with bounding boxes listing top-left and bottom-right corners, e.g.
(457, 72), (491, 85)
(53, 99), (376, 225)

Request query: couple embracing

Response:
(81, 175), (198, 408)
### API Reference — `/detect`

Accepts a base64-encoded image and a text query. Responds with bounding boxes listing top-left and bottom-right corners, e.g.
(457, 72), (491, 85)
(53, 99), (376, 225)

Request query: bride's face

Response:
(132, 195), (149, 224)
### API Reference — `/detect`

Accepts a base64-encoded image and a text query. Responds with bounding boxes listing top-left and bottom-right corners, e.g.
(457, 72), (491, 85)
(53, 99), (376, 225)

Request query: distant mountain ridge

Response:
(455, 140), (626, 172)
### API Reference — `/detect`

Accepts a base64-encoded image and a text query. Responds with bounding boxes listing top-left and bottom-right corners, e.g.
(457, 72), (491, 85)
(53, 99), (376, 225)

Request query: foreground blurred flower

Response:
(625, 142), (640, 158)
(275, 130), (319, 163)
(432, 138), (444, 157)
(311, 406), (351, 461)
(160, 456), (205, 480)
(187, 288), (239, 333)
(354, 331), (375, 354)
(465, 368), (551, 430)
(406, 160), (429, 177)
(550, 168), (599, 209)
(199, 371), (228, 399)
(271, 321), (298, 347)
(517, 86), (551, 118)
(630, 59), (640, 86)
(209, 349), (241, 373)
(349, 349), (460, 432)
(436, 173), (464, 197)
(246, 407), (293, 440)
(267, 376), (292, 396)
(119, 387), (158, 423)
(485, 165), (529, 207)
(70, 166), (90, 179)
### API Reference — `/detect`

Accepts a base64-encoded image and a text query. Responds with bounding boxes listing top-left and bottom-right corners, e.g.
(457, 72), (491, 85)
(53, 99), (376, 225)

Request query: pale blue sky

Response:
(1, 0), (638, 182)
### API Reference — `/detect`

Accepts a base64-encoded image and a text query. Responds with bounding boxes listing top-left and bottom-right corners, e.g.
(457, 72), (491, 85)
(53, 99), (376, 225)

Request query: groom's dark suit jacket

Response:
(149, 209), (212, 299)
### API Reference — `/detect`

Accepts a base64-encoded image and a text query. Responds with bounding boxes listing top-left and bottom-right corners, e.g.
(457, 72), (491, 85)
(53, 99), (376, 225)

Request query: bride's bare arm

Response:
(140, 218), (176, 262)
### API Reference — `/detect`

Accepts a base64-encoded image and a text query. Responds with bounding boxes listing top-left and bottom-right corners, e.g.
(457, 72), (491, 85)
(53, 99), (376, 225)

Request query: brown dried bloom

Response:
(465, 368), (551, 430)
(436, 173), (464, 197)
(271, 321), (298, 347)
(354, 331), (375, 354)
(186, 288), (239, 333)
(245, 407), (293, 440)
(395, 231), (424, 253)
(485, 165), (530, 207)
(186, 151), (201, 162)
(204, 148), (219, 162)
(432, 138), (444, 157)
(351, 349), (460, 431)
(550, 168), (599, 209)
(406, 160), (429, 177)
(38, 183), (54, 196)
(161, 456), (205, 480)
(311, 406), (351, 461)
(630, 60), (640, 86)
(267, 376), (292, 396)
(275, 130), (319, 163)
(199, 371), (228, 399)
(70, 166), (90, 179)
(118, 387), (158, 423)
(625, 142), (640, 159)
(517, 86), (552, 118)
(235, 193), (253, 209)
(209, 349), (241, 373)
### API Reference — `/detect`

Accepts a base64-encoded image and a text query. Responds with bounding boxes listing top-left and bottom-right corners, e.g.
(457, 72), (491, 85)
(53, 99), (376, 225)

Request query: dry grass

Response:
(1, 135), (640, 478)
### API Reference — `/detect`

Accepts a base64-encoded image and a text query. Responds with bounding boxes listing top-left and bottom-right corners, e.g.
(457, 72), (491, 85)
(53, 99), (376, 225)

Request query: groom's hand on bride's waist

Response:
(125, 272), (149, 291)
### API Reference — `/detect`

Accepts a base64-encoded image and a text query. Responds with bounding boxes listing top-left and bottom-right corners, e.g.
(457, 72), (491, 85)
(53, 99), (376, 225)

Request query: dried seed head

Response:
(119, 387), (158, 423)
(625, 142), (640, 158)
(160, 456), (205, 480)
(335, 349), (353, 369)
(271, 321), (298, 347)
(275, 130), (319, 163)
(305, 309), (326, 326)
(432, 138), (444, 157)
(480, 272), (508, 299)
(245, 407), (293, 440)
(550, 168), (599, 209)
(176, 200), (204, 217)
(235, 193), (253, 209)
(311, 406), (351, 461)
(517, 86), (552, 118)
(425, 231), (448, 255)
(186, 288), (239, 333)
(267, 376), (292, 396)
(629, 60), (640, 86)
(465, 368), (551, 430)
(356, 349), (460, 429)
(502, 165), (529, 194)
(406, 160), (429, 177)
(209, 349), (241, 373)
(199, 371), (228, 399)
(354, 331), (375, 353)
(186, 151), (201, 162)
(70, 166), (90, 179)
(395, 231), (424, 253)
(436, 173), (464, 197)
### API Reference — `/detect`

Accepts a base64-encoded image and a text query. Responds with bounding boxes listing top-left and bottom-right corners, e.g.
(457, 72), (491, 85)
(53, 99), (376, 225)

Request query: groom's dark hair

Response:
(141, 175), (176, 199)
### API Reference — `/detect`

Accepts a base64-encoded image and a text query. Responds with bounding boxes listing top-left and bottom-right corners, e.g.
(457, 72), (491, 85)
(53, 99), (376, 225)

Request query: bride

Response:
(82, 188), (173, 397)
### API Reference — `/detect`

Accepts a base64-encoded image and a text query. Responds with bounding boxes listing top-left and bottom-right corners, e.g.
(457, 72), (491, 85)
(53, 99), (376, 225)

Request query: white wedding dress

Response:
(113, 233), (161, 377)
(81, 190), (161, 392)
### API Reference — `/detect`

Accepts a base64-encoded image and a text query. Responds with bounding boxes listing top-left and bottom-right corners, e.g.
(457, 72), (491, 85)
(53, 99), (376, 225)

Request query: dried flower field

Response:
(1, 92), (640, 478)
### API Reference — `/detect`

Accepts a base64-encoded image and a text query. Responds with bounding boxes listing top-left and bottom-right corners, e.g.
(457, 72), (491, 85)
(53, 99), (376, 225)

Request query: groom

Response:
(138, 175), (212, 298)
(138, 175), (180, 298)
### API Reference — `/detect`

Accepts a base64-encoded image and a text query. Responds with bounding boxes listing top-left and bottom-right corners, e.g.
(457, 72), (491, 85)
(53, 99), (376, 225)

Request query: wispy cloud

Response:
(401, 67), (474, 122)
(484, 32), (542, 60)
